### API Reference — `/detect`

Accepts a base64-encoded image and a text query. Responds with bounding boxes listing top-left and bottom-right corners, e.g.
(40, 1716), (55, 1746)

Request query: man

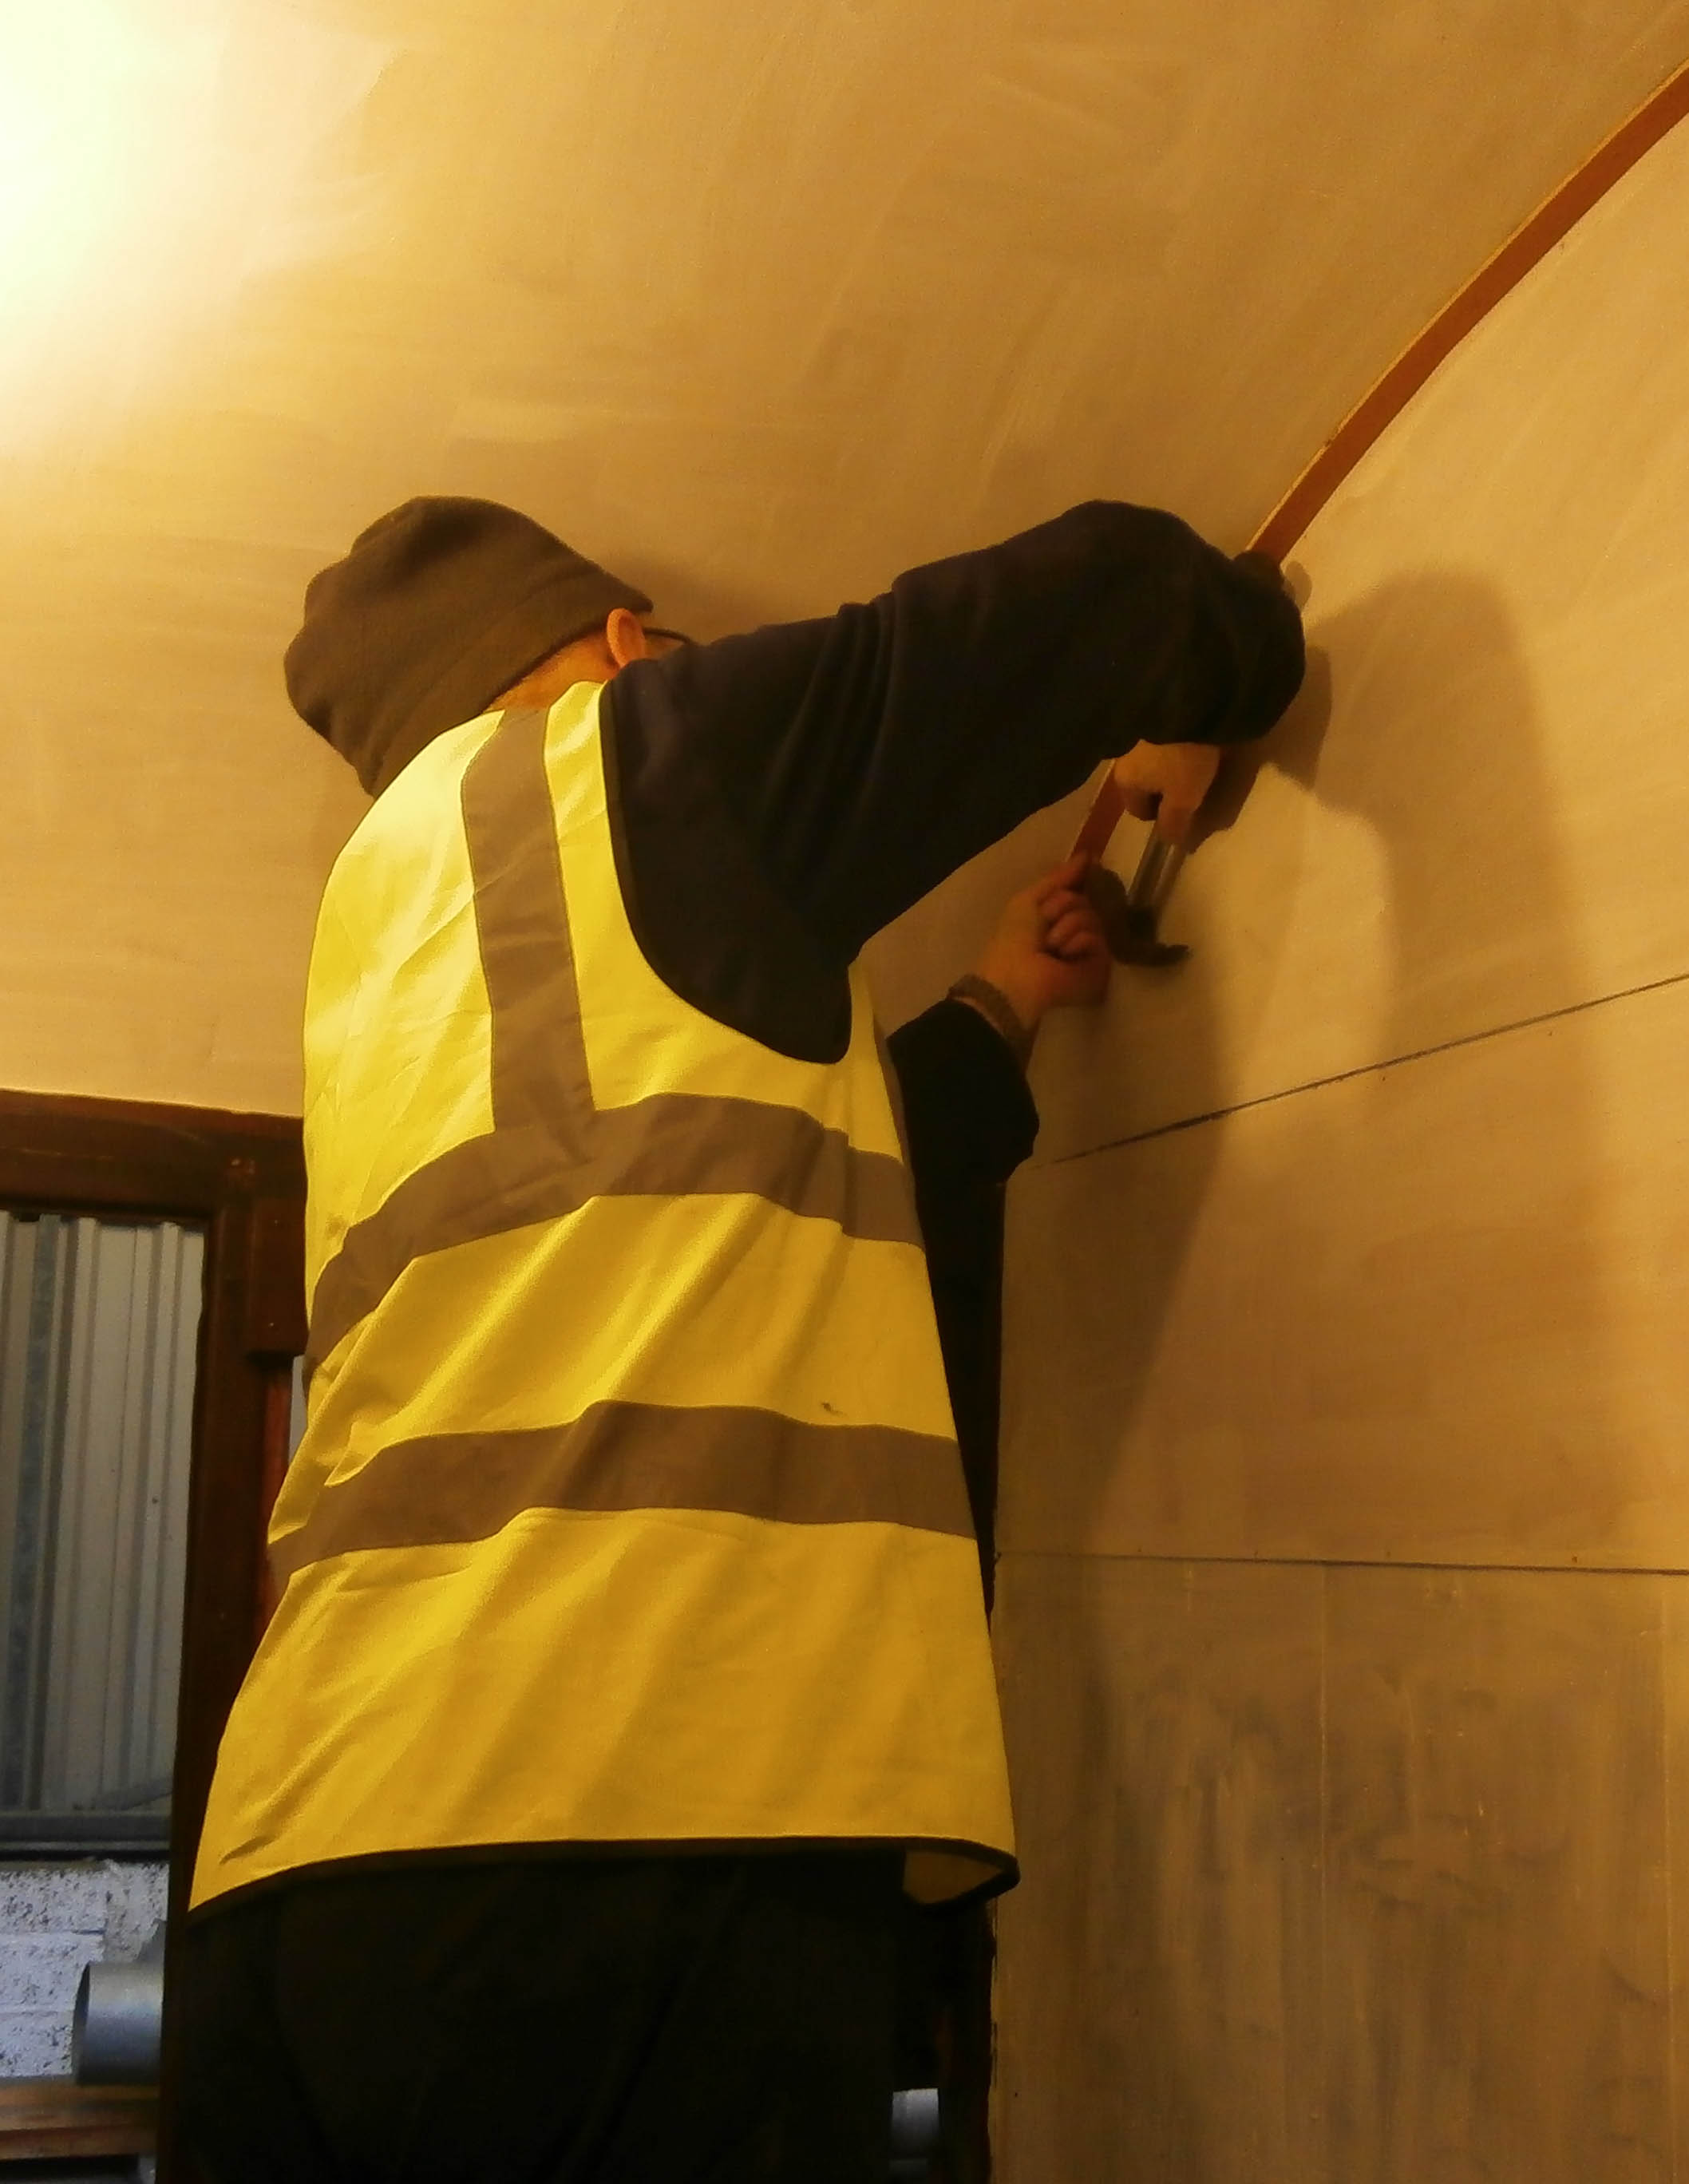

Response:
(182, 497), (1303, 2182)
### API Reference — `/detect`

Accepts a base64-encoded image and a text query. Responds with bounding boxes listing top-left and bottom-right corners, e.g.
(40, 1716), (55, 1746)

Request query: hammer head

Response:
(1082, 862), (1189, 967)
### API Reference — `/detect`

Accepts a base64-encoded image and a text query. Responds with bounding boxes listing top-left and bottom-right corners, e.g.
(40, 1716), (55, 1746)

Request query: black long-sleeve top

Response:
(888, 1000), (1037, 1600)
(602, 500), (1303, 1061)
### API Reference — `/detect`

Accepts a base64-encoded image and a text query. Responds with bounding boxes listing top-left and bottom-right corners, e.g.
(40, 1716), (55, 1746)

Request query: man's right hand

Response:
(1110, 740), (1221, 844)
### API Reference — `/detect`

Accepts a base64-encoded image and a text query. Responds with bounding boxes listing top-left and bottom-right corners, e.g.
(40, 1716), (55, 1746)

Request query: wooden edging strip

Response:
(1252, 53), (1689, 562)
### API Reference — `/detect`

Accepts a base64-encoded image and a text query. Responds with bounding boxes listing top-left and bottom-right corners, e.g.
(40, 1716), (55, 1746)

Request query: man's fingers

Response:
(1122, 784), (1201, 839)
(1032, 853), (1092, 910)
(1153, 797), (1200, 845)
(1111, 741), (1221, 841)
(1044, 905), (1098, 956)
(1041, 896), (1094, 936)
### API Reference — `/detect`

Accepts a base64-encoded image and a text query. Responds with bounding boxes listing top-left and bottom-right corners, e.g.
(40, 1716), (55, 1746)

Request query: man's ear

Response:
(603, 608), (650, 671)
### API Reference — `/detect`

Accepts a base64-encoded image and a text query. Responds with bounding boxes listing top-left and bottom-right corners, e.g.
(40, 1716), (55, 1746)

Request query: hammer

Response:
(1071, 548), (1293, 967)
(1069, 771), (1189, 968)
(1082, 837), (1189, 968)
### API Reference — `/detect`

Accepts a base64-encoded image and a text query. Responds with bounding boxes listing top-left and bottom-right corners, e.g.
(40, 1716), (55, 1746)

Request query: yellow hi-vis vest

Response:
(191, 686), (1016, 1911)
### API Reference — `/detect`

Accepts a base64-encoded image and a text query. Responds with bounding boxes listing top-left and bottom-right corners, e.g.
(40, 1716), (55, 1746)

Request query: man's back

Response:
(192, 679), (1015, 1917)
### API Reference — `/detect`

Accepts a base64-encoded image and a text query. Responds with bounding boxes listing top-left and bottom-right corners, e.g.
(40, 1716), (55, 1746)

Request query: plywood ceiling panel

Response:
(3, 3), (1687, 1108)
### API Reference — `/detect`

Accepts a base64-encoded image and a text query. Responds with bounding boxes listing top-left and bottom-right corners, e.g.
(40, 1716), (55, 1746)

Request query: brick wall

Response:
(0, 1862), (166, 2079)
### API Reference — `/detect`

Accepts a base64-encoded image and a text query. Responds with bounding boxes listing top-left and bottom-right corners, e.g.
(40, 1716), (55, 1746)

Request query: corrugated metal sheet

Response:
(0, 1214), (202, 1818)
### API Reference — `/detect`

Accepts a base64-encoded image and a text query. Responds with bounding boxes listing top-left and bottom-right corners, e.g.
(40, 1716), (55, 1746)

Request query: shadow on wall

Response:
(1015, 564), (1627, 1559)
(998, 568), (1630, 2182)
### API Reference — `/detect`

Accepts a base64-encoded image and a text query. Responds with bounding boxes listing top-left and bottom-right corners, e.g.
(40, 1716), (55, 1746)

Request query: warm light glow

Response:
(0, 0), (390, 449)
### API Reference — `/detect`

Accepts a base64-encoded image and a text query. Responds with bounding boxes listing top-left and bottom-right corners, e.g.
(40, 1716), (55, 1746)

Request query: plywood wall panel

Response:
(992, 1554), (1325, 2184)
(994, 1557), (1675, 2182)
(1021, 117), (1689, 1166)
(1665, 1580), (1689, 2184)
(1322, 1567), (1669, 2184)
(983, 46), (1689, 2184)
(1001, 975), (1689, 1568)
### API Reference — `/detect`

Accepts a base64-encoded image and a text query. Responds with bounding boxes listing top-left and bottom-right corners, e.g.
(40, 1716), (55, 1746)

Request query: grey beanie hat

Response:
(284, 497), (653, 796)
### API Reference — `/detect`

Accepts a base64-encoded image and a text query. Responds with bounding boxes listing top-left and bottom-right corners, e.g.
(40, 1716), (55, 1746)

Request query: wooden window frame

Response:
(0, 1086), (305, 2182)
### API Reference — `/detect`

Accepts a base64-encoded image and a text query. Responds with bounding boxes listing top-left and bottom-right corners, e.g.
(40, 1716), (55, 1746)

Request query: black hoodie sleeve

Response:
(604, 500), (1303, 1058)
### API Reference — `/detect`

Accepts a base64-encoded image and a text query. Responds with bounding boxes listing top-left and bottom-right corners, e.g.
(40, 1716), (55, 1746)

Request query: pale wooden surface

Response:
(1020, 114), (1689, 1167)
(1667, 1584), (1689, 2184)
(999, 112), (1689, 1573)
(991, 97), (1689, 2180)
(1001, 975), (1689, 1568)
(0, 2078), (156, 2157)
(6, 2), (1689, 1109)
(1322, 1567), (1669, 2184)
(993, 1557), (1324, 2183)
(995, 1556), (1675, 2184)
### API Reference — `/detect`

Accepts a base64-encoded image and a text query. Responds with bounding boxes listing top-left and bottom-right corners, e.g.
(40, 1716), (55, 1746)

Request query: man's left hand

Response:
(971, 854), (1111, 1034)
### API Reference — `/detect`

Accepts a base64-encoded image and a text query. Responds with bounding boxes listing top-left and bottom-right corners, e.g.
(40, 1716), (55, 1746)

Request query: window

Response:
(0, 1212), (204, 1853)
(0, 1087), (304, 2164)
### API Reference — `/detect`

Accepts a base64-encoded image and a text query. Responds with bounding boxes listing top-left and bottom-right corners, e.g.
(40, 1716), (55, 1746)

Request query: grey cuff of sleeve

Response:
(947, 975), (1033, 1070)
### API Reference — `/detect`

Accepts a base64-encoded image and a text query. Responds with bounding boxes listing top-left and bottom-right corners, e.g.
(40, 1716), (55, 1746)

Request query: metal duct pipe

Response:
(890, 2085), (941, 2175)
(71, 1958), (163, 2085)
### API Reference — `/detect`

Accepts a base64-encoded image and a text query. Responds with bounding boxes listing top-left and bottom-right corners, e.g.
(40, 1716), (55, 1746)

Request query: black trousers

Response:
(180, 1849), (903, 2184)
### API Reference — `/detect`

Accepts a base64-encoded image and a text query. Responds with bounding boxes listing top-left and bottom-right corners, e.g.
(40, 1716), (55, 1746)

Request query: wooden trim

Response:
(1252, 53), (1689, 560)
(0, 1088), (303, 1220)
(0, 2079), (157, 2158)
(0, 1088), (306, 2184)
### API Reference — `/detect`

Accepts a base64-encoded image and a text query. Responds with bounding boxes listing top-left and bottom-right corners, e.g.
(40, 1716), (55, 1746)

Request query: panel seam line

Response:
(1045, 963), (1689, 1165)
(999, 1549), (1689, 1578)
